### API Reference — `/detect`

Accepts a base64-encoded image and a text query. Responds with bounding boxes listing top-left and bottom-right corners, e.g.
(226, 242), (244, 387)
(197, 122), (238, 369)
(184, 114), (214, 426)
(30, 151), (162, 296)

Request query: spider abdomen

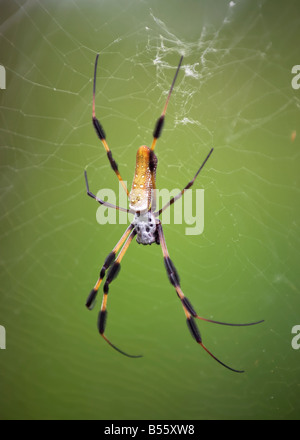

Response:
(129, 145), (157, 212)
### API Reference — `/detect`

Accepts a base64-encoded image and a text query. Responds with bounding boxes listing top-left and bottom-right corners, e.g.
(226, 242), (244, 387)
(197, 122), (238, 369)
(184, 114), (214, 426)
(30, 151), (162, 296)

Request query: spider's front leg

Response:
(99, 228), (142, 358)
(87, 225), (142, 359)
(157, 221), (248, 373)
(85, 223), (134, 310)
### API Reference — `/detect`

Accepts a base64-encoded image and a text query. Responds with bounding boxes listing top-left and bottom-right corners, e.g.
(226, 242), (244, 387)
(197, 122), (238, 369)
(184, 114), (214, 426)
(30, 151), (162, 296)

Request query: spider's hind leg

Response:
(92, 54), (129, 196)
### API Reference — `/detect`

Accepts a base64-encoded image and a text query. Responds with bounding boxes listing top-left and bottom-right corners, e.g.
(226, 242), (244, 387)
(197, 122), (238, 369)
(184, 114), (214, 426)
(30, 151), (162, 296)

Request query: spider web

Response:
(0, 0), (299, 420)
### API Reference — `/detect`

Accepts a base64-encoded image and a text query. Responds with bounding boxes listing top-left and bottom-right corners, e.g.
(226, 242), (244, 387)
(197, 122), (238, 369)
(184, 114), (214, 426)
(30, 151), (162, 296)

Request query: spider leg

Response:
(92, 54), (129, 197)
(97, 228), (142, 358)
(150, 56), (183, 152)
(154, 148), (214, 217)
(145, 56), (183, 213)
(84, 170), (134, 214)
(86, 223), (134, 310)
(157, 221), (258, 373)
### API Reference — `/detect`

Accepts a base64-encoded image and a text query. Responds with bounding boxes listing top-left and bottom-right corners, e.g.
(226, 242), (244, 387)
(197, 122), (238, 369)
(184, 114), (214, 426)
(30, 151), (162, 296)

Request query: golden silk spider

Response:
(84, 54), (264, 373)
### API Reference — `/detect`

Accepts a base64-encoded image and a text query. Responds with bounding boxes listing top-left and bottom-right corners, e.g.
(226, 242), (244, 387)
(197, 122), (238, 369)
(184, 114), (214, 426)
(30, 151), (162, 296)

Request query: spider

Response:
(84, 54), (264, 373)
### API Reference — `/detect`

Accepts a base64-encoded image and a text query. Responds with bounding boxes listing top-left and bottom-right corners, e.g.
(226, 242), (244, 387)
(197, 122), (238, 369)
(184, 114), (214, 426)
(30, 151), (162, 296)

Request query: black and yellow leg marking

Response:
(157, 222), (263, 373)
(150, 56), (183, 152)
(92, 54), (129, 197)
(86, 223), (134, 310)
(97, 228), (142, 358)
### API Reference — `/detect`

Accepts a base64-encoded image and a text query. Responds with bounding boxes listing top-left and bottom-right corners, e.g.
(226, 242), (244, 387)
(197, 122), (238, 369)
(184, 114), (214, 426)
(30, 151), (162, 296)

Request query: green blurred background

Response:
(0, 0), (299, 420)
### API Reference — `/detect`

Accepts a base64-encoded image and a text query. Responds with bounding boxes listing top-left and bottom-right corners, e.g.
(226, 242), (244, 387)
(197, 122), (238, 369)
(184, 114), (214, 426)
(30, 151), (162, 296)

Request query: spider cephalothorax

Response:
(133, 212), (159, 245)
